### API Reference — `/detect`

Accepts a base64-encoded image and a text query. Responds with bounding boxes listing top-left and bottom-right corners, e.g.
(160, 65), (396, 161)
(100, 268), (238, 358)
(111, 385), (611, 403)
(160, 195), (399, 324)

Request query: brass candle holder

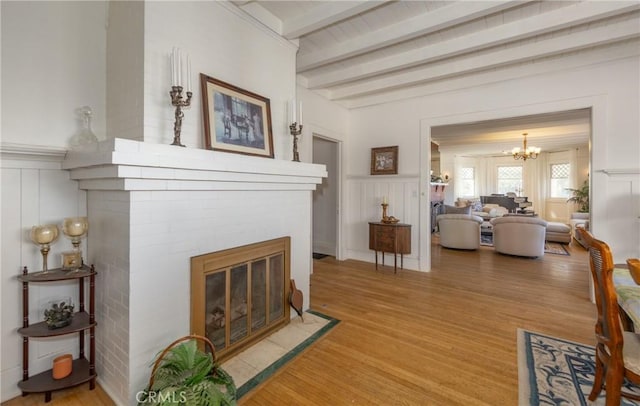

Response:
(30, 224), (60, 273)
(169, 86), (193, 147)
(289, 122), (303, 162)
(381, 203), (399, 224)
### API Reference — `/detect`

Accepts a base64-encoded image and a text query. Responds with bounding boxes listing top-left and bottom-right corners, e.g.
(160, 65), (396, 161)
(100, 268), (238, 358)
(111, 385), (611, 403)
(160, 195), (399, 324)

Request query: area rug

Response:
(543, 241), (570, 256)
(312, 252), (329, 259)
(517, 329), (640, 405)
(479, 234), (570, 255)
(220, 310), (339, 399)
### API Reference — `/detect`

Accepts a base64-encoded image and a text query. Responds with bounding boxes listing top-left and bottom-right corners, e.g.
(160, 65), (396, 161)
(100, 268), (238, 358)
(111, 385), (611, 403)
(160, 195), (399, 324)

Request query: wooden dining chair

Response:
(578, 227), (640, 405)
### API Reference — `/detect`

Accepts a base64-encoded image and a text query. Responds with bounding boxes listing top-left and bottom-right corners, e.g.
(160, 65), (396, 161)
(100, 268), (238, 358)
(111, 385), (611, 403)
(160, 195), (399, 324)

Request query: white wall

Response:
(106, 1), (144, 142)
(1, 1), (107, 147)
(348, 55), (640, 268)
(297, 85), (349, 161)
(1, 1), (104, 402)
(140, 2), (298, 158)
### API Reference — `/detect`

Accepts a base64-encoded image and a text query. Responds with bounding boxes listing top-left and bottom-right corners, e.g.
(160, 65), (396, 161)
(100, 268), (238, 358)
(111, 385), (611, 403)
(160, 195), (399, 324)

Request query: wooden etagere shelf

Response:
(17, 264), (97, 403)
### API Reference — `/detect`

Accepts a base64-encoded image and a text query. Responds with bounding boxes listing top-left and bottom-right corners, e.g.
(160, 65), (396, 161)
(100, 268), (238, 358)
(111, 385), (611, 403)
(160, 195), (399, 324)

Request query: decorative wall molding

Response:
(0, 142), (67, 161)
(1, 143), (68, 169)
(598, 168), (640, 176)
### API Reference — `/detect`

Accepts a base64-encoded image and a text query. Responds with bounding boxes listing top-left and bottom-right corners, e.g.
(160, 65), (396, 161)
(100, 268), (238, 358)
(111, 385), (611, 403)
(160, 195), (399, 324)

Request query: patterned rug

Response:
(479, 234), (569, 255)
(518, 329), (640, 405)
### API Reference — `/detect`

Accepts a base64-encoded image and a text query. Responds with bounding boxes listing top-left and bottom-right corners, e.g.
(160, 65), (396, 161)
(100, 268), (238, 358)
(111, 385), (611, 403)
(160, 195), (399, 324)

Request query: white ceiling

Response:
(234, 1), (639, 152)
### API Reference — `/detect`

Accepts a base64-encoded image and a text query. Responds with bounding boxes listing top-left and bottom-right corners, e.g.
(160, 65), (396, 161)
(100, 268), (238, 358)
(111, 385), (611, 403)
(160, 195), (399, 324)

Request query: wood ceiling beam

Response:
(341, 40), (639, 109)
(329, 17), (640, 101)
(296, 1), (525, 72)
(282, 1), (389, 40)
(306, 2), (640, 89)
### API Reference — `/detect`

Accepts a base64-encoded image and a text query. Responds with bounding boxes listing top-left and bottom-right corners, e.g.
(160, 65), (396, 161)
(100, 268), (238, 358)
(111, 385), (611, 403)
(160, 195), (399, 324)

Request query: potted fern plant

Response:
(138, 335), (236, 406)
(566, 179), (589, 213)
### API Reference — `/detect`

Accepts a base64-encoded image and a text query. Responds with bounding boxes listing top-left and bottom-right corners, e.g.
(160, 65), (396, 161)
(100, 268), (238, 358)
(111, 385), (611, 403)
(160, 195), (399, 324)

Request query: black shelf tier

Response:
(17, 357), (96, 394)
(18, 265), (95, 282)
(18, 312), (96, 337)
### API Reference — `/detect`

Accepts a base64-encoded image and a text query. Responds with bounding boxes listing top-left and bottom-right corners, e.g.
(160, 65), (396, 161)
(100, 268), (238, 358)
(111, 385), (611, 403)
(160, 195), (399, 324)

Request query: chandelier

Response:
(512, 132), (540, 161)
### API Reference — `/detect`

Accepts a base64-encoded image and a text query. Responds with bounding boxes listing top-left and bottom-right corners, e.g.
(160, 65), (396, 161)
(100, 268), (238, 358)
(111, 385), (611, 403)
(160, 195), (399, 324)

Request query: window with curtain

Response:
(497, 165), (523, 194)
(550, 163), (571, 198)
(460, 167), (475, 197)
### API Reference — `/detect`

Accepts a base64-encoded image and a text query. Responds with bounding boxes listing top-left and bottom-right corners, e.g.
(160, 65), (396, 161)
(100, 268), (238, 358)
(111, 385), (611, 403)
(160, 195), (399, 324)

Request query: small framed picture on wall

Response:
(371, 146), (398, 175)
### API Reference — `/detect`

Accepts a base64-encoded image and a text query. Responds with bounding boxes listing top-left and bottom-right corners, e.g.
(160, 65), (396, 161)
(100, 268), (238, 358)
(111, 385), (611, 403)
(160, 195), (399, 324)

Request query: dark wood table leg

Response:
(394, 252), (397, 273)
(401, 253), (404, 270)
(374, 250), (378, 270)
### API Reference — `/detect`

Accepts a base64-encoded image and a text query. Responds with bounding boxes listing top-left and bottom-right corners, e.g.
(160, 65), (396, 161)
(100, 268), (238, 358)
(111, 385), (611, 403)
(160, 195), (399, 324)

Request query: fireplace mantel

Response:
(62, 138), (327, 190)
(59, 138), (327, 405)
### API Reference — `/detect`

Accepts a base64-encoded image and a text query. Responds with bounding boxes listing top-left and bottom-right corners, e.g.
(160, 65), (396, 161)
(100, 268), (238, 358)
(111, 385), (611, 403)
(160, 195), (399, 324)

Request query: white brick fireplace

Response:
(62, 138), (326, 405)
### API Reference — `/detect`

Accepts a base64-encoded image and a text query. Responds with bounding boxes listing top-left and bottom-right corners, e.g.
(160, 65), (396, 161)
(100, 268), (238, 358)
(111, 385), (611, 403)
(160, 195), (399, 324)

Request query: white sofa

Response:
(455, 198), (509, 221)
(490, 216), (548, 258)
(437, 214), (484, 250)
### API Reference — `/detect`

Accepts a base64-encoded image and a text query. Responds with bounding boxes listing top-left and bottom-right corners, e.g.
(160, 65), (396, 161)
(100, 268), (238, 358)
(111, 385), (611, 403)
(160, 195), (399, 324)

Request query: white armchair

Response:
(570, 212), (590, 248)
(437, 214), (484, 250)
(490, 216), (548, 257)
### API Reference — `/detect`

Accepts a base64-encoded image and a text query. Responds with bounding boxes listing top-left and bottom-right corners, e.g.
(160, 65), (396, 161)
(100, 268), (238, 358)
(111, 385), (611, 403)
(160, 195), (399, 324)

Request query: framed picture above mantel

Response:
(200, 74), (274, 158)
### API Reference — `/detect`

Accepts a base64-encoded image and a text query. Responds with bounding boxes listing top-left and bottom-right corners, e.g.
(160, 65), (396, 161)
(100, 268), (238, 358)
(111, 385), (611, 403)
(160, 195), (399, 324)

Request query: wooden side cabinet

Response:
(368, 222), (411, 273)
(17, 265), (97, 403)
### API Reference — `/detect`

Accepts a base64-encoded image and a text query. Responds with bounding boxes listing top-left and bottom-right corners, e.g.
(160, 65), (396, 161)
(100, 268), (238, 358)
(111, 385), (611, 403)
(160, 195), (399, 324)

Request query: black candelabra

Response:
(169, 86), (193, 147)
(289, 122), (303, 162)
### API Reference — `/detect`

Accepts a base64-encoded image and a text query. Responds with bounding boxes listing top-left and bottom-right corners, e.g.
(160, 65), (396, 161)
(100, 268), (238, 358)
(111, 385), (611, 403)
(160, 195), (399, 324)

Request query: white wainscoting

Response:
(597, 169), (640, 261)
(345, 175), (421, 271)
(1, 145), (88, 402)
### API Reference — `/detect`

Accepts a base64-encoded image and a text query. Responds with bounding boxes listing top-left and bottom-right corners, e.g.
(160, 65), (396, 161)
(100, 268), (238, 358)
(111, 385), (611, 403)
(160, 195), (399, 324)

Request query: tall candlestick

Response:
(170, 49), (176, 86)
(177, 48), (182, 87)
(187, 55), (192, 92)
(289, 99), (297, 123)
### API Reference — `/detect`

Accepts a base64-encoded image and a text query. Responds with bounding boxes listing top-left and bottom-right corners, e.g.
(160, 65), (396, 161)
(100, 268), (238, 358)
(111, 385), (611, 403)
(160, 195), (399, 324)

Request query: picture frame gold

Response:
(371, 146), (398, 175)
(61, 251), (82, 271)
(200, 74), (274, 158)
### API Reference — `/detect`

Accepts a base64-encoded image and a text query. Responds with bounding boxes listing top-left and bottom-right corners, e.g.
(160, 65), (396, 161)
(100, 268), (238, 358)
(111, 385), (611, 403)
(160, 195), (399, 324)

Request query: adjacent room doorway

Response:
(312, 136), (340, 259)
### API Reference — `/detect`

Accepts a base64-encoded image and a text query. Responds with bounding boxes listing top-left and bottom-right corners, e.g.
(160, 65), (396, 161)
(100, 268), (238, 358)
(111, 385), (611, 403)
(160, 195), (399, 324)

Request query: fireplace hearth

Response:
(191, 237), (291, 362)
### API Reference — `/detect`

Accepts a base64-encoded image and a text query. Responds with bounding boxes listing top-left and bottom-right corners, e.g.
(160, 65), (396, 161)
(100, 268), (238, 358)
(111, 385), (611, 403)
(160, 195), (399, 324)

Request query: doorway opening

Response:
(312, 135), (340, 260)
(421, 106), (593, 272)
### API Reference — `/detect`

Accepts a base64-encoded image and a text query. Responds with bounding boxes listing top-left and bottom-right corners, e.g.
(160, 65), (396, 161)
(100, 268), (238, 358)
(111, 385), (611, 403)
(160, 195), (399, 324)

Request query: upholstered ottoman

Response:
(546, 222), (571, 244)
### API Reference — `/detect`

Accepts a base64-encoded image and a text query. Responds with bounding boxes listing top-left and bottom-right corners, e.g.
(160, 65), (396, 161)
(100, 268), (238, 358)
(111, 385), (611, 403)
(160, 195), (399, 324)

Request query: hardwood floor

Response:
(242, 240), (595, 405)
(3, 240), (595, 406)
(1, 385), (113, 406)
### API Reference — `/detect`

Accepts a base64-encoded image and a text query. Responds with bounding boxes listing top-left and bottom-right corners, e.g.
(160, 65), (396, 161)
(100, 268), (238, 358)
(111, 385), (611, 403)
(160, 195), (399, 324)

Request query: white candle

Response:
(382, 196), (388, 205)
(298, 101), (303, 125)
(290, 99), (296, 123)
(187, 55), (191, 92)
(170, 51), (174, 86)
(177, 48), (182, 87)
